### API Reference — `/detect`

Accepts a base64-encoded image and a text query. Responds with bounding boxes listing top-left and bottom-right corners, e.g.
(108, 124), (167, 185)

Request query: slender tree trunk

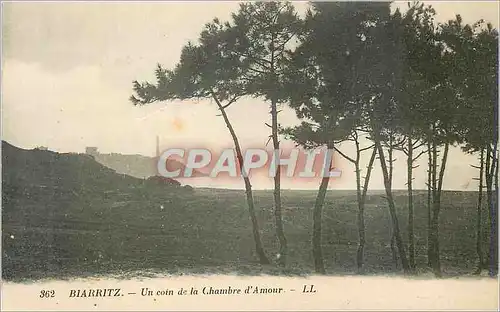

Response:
(214, 96), (270, 264)
(356, 147), (377, 273)
(271, 98), (287, 267)
(426, 139), (433, 268)
(374, 136), (410, 273)
(387, 138), (399, 269)
(493, 152), (499, 276)
(335, 141), (376, 273)
(429, 203), (440, 276)
(494, 151), (498, 193)
(353, 140), (364, 272)
(428, 139), (438, 271)
(388, 138), (394, 186)
(268, 42), (287, 267)
(354, 159), (364, 272)
(429, 143), (449, 277)
(313, 175), (330, 274)
(429, 138), (441, 276)
(486, 146), (493, 210)
(474, 148), (485, 274)
(487, 144), (498, 276)
(484, 146), (492, 269)
(495, 151), (498, 192)
(407, 135), (415, 269)
(494, 151), (499, 274)
(243, 177), (270, 265)
(361, 148), (377, 205)
(390, 230), (398, 269)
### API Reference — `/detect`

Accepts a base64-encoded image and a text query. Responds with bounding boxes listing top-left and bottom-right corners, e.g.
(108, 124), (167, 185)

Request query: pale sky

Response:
(2, 1), (498, 190)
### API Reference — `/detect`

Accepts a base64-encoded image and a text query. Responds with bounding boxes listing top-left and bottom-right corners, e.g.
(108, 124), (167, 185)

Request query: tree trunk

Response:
(486, 145), (493, 211)
(214, 96), (270, 264)
(355, 159), (364, 272)
(361, 147), (377, 205)
(492, 154), (499, 276)
(269, 41), (287, 267)
(430, 142), (443, 277)
(474, 148), (485, 274)
(391, 233), (398, 269)
(271, 98), (287, 267)
(428, 139), (438, 271)
(356, 147), (377, 273)
(374, 136), (410, 273)
(486, 145), (498, 276)
(407, 135), (415, 269)
(353, 139), (364, 272)
(495, 150), (498, 192)
(387, 138), (399, 269)
(313, 176), (330, 274)
(484, 146), (492, 270)
(428, 203), (440, 277)
(426, 139), (433, 268)
(388, 138), (394, 187)
(494, 151), (499, 276)
(243, 177), (270, 265)
(429, 142), (449, 277)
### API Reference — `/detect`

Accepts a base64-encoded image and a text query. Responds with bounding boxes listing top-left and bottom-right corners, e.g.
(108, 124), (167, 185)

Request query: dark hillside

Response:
(2, 141), (141, 193)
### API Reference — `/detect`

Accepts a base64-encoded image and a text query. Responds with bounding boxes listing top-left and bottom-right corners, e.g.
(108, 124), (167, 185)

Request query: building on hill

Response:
(92, 152), (157, 179)
(85, 147), (99, 157)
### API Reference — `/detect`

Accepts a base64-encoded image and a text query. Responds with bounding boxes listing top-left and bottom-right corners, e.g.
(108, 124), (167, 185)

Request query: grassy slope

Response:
(1, 142), (487, 281)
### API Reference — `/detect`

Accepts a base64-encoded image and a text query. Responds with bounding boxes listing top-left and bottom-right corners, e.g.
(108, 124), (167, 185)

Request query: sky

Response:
(1, 1), (499, 190)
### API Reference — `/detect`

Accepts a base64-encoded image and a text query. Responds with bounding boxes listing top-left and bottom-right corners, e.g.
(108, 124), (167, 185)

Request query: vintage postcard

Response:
(1, 1), (499, 311)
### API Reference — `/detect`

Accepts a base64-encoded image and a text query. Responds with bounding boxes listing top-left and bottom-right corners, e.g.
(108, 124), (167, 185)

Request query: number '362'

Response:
(40, 290), (55, 298)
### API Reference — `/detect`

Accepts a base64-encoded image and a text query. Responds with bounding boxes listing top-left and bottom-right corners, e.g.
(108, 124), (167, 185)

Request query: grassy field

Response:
(2, 141), (491, 281)
(2, 183), (487, 282)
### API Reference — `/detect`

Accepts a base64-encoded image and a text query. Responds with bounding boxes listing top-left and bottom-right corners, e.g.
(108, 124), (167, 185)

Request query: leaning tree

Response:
(130, 20), (272, 264)
(215, 2), (303, 266)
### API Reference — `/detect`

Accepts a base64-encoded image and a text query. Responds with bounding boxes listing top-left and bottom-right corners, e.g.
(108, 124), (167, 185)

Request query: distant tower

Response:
(156, 135), (160, 158)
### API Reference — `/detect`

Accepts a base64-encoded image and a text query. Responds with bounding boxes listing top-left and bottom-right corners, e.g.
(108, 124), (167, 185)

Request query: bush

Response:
(146, 175), (181, 187)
